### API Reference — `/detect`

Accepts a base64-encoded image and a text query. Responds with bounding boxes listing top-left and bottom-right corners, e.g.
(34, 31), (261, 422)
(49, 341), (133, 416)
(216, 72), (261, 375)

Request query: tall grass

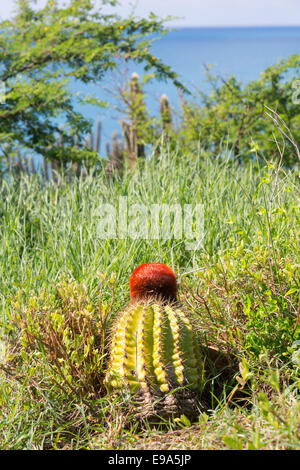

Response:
(0, 147), (299, 449)
(0, 151), (298, 295)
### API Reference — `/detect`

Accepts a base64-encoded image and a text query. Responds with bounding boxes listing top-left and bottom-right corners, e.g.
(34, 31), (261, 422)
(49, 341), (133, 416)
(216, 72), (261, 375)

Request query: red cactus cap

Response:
(129, 263), (178, 303)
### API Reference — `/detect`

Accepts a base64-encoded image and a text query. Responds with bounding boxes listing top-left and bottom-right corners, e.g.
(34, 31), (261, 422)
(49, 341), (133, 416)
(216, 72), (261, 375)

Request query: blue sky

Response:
(1, 0), (300, 26)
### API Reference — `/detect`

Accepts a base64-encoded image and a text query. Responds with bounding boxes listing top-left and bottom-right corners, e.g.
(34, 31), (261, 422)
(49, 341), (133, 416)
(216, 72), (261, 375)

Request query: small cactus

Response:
(160, 94), (172, 133)
(104, 263), (203, 419)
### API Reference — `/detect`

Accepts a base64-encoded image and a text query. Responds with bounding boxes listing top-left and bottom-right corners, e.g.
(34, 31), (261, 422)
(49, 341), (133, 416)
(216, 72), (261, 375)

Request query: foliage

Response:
(120, 73), (150, 166)
(0, 2), (299, 449)
(105, 300), (202, 420)
(183, 249), (299, 357)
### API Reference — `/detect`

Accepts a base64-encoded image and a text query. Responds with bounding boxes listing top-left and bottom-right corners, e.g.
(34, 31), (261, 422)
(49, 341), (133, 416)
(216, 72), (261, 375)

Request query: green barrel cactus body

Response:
(105, 301), (203, 419)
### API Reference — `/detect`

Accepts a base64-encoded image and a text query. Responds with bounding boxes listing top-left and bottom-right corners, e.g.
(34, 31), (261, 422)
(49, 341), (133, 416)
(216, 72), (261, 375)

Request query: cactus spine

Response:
(105, 300), (202, 419)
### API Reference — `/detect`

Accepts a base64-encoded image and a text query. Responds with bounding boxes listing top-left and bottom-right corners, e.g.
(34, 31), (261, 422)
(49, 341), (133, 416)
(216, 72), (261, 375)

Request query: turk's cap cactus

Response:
(104, 263), (205, 419)
(129, 263), (178, 304)
(105, 299), (203, 391)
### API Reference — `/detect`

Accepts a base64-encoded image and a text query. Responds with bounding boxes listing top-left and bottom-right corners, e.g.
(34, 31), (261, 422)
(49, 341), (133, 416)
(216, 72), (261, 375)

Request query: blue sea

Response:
(71, 26), (300, 154)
